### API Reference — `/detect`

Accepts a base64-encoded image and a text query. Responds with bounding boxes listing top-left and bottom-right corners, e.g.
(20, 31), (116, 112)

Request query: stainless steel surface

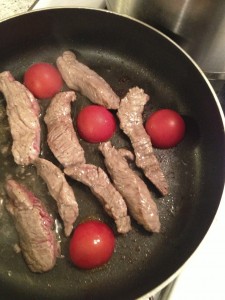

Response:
(106, 0), (225, 77)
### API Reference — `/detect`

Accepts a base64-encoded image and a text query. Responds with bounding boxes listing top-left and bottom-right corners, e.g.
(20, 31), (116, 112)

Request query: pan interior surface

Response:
(0, 8), (224, 300)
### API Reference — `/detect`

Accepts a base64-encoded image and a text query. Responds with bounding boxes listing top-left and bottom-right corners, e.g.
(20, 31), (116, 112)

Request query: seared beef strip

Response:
(0, 71), (40, 165)
(56, 51), (120, 109)
(34, 158), (79, 236)
(99, 141), (161, 233)
(117, 87), (168, 196)
(64, 164), (131, 234)
(44, 91), (86, 167)
(5, 179), (60, 273)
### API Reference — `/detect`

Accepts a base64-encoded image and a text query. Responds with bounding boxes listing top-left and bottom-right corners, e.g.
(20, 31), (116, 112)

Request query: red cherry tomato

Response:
(76, 105), (116, 143)
(145, 109), (185, 148)
(69, 220), (115, 269)
(24, 62), (63, 99)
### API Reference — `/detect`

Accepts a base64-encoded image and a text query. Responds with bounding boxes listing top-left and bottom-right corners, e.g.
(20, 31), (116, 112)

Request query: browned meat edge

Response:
(117, 86), (169, 196)
(0, 71), (40, 165)
(34, 158), (79, 236)
(5, 179), (60, 273)
(64, 164), (131, 234)
(44, 91), (86, 167)
(56, 51), (120, 109)
(99, 141), (161, 233)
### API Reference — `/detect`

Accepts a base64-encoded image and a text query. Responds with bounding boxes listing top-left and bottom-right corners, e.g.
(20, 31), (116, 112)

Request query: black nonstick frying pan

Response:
(0, 8), (224, 300)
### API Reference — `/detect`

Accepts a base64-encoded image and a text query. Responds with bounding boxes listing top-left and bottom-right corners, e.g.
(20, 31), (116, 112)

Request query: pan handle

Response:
(205, 72), (225, 81)
(157, 280), (177, 300)
(28, 0), (39, 10)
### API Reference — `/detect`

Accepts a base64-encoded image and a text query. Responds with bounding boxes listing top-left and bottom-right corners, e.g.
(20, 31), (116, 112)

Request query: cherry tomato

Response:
(76, 105), (116, 143)
(145, 109), (185, 148)
(69, 220), (115, 269)
(24, 62), (63, 99)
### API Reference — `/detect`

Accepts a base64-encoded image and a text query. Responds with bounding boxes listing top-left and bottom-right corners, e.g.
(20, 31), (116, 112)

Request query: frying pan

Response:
(0, 8), (224, 300)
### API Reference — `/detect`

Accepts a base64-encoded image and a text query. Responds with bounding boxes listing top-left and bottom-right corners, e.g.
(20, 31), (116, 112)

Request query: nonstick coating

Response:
(0, 8), (224, 300)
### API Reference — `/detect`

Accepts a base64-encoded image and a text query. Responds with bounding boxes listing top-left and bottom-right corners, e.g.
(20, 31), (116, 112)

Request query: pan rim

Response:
(0, 7), (225, 299)
(1, 6), (224, 131)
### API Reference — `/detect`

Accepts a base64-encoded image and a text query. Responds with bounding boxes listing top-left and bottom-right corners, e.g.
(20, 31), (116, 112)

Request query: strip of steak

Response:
(56, 51), (120, 109)
(64, 164), (131, 234)
(44, 91), (86, 167)
(117, 87), (168, 196)
(99, 141), (161, 233)
(5, 179), (60, 273)
(34, 158), (79, 236)
(0, 71), (40, 165)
